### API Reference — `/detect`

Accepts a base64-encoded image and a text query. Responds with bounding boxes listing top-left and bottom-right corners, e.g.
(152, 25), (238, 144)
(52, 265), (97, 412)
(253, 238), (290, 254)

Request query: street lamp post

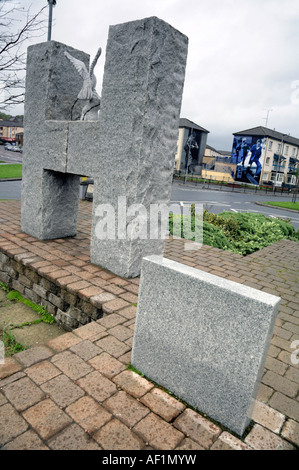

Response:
(47, 0), (57, 41)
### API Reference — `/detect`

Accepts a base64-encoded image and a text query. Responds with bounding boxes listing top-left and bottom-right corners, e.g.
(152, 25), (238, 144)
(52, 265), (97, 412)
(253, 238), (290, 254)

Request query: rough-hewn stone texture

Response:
(21, 17), (188, 278)
(90, 17), (188, 277)
(21, 41), (87, 239)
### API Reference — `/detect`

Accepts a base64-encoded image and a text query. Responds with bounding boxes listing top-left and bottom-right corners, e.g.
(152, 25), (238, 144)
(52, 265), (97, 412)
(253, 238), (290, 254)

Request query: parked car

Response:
(4, 144), (15, 151)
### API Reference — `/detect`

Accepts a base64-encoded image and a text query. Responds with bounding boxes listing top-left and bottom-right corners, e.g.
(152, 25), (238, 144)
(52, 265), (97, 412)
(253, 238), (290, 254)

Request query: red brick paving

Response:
(0, 200), (298, 450)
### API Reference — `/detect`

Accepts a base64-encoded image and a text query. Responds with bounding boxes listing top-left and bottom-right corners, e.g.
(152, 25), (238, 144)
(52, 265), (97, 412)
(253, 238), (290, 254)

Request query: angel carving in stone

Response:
(64, 47), (102, 121)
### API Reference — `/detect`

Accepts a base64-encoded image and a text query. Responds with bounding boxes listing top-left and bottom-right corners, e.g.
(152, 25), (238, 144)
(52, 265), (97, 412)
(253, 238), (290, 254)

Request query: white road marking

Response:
(172, 200), (230, 207)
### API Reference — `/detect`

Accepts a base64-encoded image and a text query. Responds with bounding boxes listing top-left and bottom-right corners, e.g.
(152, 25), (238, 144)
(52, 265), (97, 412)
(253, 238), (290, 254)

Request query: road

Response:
(171, 182), (299, 230)
(0, 161), (298, 229)
(0, 146), (23, 164)
(0, 147), (23, 200)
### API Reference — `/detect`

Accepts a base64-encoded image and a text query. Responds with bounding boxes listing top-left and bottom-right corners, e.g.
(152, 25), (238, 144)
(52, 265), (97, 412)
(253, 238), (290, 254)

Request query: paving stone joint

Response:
(0, 200), (298, 450)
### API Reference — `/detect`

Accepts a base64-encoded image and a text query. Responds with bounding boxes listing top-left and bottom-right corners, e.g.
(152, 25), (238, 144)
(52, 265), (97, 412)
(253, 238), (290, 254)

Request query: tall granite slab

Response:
(21, 41), (89, 239)
(21, 17), (188, 277)
(90, 17), (188, 277)
(131, 255), (281, 436)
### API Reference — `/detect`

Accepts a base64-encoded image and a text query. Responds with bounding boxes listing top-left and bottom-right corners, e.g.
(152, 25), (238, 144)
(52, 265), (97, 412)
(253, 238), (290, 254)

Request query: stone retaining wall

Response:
(0, 252), (103, 331)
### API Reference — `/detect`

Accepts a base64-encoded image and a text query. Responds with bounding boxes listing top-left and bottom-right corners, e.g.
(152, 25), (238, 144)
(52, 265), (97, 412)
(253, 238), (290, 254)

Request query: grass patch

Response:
(0, 164), (22, 179)
(0, 281), (10, 292)
(0, 282), (56, 325)
(0, 283), (56, 357)
(169, 208), (299, 256)
(5, 290), (56, 324)
(262, 201), (299, 211)
(0, 329), (27, 357)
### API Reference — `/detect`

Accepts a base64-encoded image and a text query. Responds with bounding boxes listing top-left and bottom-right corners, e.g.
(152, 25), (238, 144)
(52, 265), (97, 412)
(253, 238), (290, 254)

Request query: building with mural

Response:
(174, 118), (209, 176)
(232, 126), (299, 186)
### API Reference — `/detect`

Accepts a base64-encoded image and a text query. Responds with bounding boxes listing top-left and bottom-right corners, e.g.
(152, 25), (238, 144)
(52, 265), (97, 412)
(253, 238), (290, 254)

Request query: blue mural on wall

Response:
(231, 136), (266, 185)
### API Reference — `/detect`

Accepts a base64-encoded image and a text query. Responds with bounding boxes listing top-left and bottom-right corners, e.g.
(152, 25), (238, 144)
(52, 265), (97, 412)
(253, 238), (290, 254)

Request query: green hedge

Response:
(169, 210), (299, 255)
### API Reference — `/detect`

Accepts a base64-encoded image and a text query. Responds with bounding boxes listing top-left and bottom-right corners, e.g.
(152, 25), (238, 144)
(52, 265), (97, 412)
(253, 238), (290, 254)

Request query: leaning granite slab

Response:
(131, 255), (281, 436)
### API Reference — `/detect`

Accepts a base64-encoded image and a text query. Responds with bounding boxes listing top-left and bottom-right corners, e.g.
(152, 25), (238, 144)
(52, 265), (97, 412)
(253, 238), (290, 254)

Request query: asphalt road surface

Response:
(0, 147), (23, 200)
(0, 146), (23, 163)
(0, 172), (298, 230)
(171, 182), (299, 230)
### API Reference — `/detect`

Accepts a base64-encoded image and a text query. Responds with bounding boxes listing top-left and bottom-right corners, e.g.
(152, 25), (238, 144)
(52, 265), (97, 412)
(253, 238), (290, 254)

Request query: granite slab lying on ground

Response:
(0, 200), (298, 450)
(132, 255), (281, 436)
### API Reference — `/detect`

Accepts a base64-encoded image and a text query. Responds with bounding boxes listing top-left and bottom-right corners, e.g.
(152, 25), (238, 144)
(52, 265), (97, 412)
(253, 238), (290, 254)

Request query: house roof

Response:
(233, 126), (299, 147)
(205, 144), (231, 156)
(0, 120), (23, 128)
(179, 118), (209, 133)
(206, 144), (218, 152)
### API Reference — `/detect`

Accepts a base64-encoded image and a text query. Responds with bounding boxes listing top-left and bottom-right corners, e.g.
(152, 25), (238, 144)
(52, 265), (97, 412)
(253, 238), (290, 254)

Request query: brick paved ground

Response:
(0, 200), (298, 450)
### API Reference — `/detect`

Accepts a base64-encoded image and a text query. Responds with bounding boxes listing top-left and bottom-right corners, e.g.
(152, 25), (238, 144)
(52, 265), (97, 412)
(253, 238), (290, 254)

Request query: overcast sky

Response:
(6, 0), (299, 150)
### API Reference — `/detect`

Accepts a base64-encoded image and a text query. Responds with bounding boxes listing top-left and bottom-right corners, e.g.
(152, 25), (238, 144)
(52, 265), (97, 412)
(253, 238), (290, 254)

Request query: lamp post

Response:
(47, 0), (57, 41)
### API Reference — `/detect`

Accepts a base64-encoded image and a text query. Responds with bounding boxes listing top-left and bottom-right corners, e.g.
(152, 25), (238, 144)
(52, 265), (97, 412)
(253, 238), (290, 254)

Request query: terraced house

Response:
(232, 126), (299, 187)
(174, 118), (209, 176)
(0, 120), (24, 145)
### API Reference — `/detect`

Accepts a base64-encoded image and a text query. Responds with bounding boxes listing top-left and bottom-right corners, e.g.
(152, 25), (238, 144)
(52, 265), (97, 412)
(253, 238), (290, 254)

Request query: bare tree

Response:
(0, 1), (47, 110)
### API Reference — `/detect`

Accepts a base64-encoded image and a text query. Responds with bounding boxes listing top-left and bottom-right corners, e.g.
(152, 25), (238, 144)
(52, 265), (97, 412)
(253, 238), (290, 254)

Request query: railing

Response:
(214, 165), (235, 175)
(204, 158), (216, 170)
(272, 164), (285, 170)
(215, 156), (235, 164)
(172, 171), (298, 196)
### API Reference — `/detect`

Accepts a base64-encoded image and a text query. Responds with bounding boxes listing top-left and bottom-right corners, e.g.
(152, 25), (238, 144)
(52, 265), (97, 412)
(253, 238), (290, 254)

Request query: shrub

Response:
(169, 207), (299, 255)
(203, 221), (234, 251)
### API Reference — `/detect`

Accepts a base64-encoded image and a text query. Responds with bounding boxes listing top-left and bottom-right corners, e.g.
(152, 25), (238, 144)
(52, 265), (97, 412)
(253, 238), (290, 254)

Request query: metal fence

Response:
(173, 171), (299, 198)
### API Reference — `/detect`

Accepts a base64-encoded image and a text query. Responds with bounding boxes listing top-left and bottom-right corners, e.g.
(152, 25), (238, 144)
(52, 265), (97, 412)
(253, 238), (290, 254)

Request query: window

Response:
(277, 143), (282, 153)
(265, 157), (270, 165)
(268, 141), (273, 150)
(271, 171), (283, 182)
(285, 145), (289, 155)
(287, 175), (297, 185)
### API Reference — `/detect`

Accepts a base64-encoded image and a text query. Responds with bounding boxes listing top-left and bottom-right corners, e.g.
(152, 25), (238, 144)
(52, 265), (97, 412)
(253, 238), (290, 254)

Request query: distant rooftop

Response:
(233, 126), (299, 147)
(0, 120), (23, 127)
(206, 144), (218, 152)
(206, 144), (231, 156)
(179, 118), (209, 133)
